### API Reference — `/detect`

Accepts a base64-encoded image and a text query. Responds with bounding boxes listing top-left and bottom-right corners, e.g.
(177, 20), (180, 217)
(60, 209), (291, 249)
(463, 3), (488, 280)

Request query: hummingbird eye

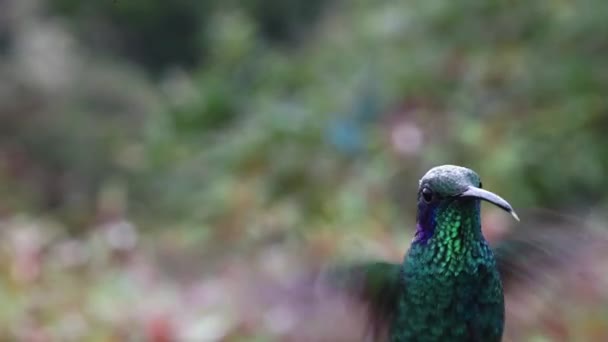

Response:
(421, 187), (433, 203)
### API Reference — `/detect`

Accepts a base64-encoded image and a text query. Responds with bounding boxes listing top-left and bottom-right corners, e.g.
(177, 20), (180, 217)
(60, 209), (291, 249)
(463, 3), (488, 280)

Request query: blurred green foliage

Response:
(50, 0), (330, 73)
(2, 0), (608, 231)
(1, 0), (608, 340)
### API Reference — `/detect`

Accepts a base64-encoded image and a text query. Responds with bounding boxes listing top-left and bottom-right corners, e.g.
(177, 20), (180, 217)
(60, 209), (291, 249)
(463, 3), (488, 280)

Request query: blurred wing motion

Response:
(235, 210), (608, 340)
(492, 209), (608, 340)
(319, 261), (402, 339)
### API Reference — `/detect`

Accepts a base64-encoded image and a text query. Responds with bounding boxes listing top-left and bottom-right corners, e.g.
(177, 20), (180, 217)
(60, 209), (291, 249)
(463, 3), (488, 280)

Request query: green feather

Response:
(317, 165), (608, 341)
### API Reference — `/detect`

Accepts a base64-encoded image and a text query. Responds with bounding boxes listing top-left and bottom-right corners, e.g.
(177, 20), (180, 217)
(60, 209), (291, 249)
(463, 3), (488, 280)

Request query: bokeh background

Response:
(1, 0), (608, 340)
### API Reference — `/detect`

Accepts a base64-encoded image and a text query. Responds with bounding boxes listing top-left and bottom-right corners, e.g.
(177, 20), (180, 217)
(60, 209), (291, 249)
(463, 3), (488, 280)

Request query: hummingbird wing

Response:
(491, 209), (608, 339)
(318, 261), (402, 340)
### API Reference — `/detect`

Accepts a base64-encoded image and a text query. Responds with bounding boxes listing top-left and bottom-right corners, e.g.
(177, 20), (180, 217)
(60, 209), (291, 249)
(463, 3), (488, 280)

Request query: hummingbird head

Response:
(414, 165), (518, 243)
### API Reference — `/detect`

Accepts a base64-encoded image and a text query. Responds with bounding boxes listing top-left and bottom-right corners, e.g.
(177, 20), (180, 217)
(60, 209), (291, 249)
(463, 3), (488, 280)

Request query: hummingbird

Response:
(314, 165), (605, 341)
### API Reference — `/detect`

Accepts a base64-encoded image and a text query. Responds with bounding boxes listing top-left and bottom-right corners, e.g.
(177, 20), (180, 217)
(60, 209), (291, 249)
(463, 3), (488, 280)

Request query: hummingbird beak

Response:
(458, 186), (520, 221)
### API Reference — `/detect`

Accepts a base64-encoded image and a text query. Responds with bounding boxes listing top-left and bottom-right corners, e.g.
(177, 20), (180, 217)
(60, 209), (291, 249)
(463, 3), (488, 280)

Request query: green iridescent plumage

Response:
(326, 165), (518, 341)
(268, 164), (608, 340)
(394, 197), (503, 341)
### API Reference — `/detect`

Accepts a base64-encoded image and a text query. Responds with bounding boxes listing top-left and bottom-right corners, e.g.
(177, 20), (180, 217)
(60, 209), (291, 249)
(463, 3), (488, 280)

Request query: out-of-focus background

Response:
(1, 0), (608, 340)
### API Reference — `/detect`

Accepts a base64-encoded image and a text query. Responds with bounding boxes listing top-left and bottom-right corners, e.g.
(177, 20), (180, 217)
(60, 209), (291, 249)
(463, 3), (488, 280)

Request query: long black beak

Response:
(458, 186), (520, 221)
